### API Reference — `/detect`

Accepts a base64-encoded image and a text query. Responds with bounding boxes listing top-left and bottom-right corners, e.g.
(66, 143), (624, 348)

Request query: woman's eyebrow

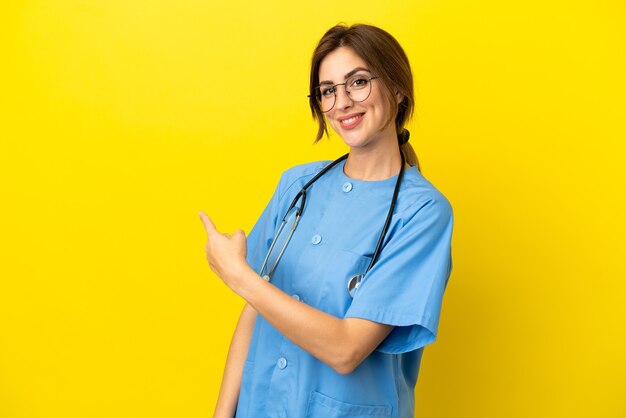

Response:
(319, 67), (371, 85)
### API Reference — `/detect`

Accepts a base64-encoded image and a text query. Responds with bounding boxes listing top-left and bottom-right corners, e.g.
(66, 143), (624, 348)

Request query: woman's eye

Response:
(322, 87), (335, 96)
(350, 77), (368, 88)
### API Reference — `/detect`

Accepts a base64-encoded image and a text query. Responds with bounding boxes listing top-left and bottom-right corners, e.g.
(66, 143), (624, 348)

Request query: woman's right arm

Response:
(213, 303), (257, 418)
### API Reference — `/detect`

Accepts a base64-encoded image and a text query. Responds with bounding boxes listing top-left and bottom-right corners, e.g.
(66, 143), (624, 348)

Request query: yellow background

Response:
(1, 1), (625, 417)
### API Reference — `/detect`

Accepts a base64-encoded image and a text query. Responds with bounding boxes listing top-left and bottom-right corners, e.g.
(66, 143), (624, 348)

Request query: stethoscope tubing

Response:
(367, 150), (406, 271)
(259, 150), (406, 291)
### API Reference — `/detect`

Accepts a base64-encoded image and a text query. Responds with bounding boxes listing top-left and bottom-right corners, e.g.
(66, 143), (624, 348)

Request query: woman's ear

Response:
(396, 91), (404, 104)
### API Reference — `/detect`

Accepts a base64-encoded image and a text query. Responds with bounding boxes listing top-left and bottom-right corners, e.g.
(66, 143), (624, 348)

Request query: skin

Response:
(206, 46), (408, 418)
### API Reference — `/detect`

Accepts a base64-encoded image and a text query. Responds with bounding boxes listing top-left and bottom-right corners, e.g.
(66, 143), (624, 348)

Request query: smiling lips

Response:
(338, 112), (365, 129)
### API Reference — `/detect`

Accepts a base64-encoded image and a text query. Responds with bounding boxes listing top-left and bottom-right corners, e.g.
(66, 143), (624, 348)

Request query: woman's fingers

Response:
(232, 229), (246, 245)
(199, 212), (242, 240)
(198, 211), (217, 238)
(199, 213), (248, 277)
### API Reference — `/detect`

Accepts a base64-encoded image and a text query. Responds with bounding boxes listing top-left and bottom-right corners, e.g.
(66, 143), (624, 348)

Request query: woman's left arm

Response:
(200, 212), (393, 375)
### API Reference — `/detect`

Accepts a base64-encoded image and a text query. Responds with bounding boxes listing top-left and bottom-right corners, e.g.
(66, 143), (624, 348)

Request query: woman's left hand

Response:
(199, 211), (249, 291)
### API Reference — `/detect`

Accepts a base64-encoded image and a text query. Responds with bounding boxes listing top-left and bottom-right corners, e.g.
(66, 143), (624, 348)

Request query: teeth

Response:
(341, 114), (362, 124)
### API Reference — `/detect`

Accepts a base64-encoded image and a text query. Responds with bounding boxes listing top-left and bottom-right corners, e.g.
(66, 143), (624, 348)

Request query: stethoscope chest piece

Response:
(347, 274), (365, 298)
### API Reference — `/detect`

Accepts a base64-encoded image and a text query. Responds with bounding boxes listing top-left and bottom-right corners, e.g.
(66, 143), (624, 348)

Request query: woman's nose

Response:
(334, 85), (353, 110)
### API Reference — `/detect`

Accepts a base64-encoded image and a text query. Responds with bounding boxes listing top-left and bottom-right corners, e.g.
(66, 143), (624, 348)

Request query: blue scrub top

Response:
(236, 159), (454, 418)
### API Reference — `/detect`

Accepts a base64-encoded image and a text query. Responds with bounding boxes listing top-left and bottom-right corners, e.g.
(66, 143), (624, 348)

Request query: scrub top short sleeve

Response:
(344, 196), (454, 354)
(245, 173), (285, 274)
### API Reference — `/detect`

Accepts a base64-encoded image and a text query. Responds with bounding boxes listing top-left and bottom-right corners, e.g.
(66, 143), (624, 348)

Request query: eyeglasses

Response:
(309, 75), (379, 113)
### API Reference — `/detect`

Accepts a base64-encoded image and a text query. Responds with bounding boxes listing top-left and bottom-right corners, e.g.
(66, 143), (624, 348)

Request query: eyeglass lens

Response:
(317, 75), (374, 112)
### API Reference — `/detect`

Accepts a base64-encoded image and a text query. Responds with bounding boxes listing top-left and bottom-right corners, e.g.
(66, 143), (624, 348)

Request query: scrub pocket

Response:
(305, 391), (392, 418)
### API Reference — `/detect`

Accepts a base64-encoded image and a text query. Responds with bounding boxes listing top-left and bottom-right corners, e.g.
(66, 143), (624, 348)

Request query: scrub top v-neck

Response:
(236, 159), (454, 418)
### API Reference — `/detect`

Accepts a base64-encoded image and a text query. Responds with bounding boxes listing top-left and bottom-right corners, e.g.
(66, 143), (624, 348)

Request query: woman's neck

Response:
(343, 134), (406, 181)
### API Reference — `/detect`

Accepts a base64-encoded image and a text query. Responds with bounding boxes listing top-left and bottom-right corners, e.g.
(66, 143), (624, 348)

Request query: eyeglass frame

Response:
(308, 75), (380, 113)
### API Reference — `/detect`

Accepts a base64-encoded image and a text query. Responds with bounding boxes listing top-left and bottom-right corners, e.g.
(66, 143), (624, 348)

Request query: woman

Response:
(200, 23), (454, 418)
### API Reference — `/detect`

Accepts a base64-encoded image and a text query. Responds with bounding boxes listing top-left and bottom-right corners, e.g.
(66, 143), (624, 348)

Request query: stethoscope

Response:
(259, 150), (406, 298)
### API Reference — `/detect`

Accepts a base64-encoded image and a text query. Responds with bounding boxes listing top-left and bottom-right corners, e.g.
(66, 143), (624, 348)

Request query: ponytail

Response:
(398, 129), (420, 172)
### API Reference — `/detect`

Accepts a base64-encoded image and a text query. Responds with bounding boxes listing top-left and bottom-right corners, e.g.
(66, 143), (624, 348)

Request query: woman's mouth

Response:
(338, 113), (365, 129)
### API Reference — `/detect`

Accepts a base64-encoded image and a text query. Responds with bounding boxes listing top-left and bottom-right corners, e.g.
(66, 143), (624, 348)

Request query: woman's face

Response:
(318, 46), (395, 149)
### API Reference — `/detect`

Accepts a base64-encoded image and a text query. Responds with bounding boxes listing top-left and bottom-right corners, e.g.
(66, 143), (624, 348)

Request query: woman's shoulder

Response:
(277, 160), (332, 191)
(398, 167), (453, 218)
(282, 160), (332, 178)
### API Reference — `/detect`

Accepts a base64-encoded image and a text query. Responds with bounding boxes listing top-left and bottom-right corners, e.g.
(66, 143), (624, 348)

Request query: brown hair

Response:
(309, 23), (420, 169)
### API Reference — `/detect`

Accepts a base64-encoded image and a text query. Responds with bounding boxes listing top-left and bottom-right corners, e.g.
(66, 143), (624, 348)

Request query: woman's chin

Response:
(338, 131), (370, 148)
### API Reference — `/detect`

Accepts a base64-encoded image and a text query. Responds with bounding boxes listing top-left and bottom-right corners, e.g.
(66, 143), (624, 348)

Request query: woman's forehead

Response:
(318, 47), (370, 81)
